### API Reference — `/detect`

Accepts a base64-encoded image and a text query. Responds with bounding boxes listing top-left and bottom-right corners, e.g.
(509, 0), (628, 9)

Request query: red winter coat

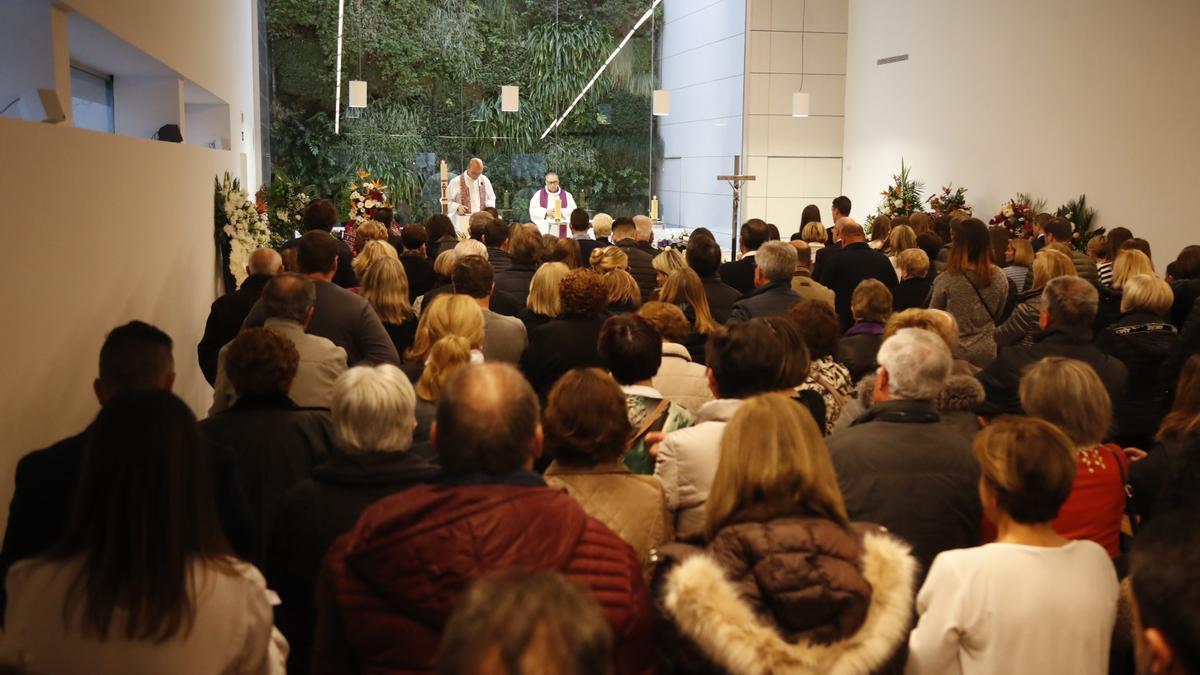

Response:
(312, 481), (656, 675)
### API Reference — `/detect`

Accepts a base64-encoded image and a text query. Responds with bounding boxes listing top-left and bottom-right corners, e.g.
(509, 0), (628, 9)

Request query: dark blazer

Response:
(399, 255), (437, 302)
(244, 280), (400, 365)
(615, 239), (657, 302)
(814, 242), (898, 330)
(266, 450), (439, 675)
(424, 284), (521, 318)
(719, 255), (757, 296)
(838, 324), (885, 382)
(197, 274), (272, 385)
(281, 236), (357, 288)
(487, 247), (512, 274)
(520, 314), (608, 400)
(383, 316), (419, 358)
(200, 395), (336, 561)
(826, 399), (981, 580)
(892, 276), (933, 311)
(811, 243), (841, 281)
(0, 426), (257, 617)
(494, 263), (539, 309)
(729, 281), (804, 322)
(635, 241), (659, 258)
(701, 275), (743, 324)
(977, 326), (1129, 416)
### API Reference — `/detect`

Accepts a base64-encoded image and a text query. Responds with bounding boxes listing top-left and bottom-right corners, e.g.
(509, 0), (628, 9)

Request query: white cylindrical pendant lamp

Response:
(652, 89), (671, 116)
(349, 80), (367, 108)
(792, 92), (810, 117)
(501, 85), (520, 112)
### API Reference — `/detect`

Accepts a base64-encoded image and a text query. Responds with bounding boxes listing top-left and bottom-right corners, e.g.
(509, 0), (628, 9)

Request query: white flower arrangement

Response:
(216, 172), (271, 288)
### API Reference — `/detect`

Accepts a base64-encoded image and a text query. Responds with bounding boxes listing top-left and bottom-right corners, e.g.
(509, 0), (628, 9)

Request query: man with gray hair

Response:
(978, 275), (1127, 414)
(827, 327), (981, 579)
(198, 247), (282, 384)
(632, 215), (658, 257)
(728, 240), (804, 321)
(212, 273), (348, 413)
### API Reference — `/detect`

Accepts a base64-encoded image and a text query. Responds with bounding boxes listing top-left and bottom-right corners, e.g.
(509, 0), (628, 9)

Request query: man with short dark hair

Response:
(978, 275), (1127, 414)
(828, 195), (852, 245)
(1129, 513), (1200, 675)
(0, 321), (256, 616)
(729, 241), (804, 321)
(719, 218), (769, 295)
(494, 224), (542, 307)
(453, 256), (527, 364)
(280, 198), (357, 288)
(686, 235), (741, 323)
(211, 273), (348, 412)
(814, 220), (898, 329)
(467, 210), (492, 243)
(395, 223), (437, 301)
(1043, 216), (1099, 284)
(611, 216), (657, 301)
(313, 364), (654, 674)
(245, 230), (400, 366)
(654, 320), (787, 539)
(482, 218), (512, 273)
(197, 247), (282, 385)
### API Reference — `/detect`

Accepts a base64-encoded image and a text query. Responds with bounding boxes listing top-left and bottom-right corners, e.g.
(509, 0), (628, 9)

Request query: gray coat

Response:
(930, 267), (1009, 368)
(728, 282), (804, 322)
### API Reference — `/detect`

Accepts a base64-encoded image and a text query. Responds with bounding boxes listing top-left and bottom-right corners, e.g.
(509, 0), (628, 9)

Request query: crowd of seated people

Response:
(1, 195), (1198, 674)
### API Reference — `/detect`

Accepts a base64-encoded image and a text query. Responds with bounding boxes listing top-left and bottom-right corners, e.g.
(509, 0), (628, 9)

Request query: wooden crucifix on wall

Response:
(717, 155), (756, 253)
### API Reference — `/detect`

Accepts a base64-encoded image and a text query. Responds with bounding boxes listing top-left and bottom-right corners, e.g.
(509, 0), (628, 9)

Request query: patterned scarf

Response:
(459, 173), (486, 213)
(538, 188), (569, 209)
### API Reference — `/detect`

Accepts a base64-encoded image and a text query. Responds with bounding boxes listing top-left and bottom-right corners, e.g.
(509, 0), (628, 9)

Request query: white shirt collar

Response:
(620, 383), (662, 399)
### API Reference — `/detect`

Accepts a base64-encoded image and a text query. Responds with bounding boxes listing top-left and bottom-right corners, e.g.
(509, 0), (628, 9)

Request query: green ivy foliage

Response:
(266, 0), (660, 220)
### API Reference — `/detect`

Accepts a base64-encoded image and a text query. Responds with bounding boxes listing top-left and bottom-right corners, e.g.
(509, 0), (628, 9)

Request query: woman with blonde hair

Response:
(1096, 274), (1180, 447)
(930, 218), (1009, 367)
(352, 239), (400, 280)
(402, 294), (484, 382)
(655, 394), (916, 674)
(351, 219), (388, 255)
(908, 417), (1119, 675)
(1097, 248), (1158, 327)
(413, 335), (473, 443)
(602, 269), (642, 315)
(996, 248), (1077, 347)
(518, 261), (569, 333)
(1003, 237), (1034, 294)
(800, 220), (826, 251)
(590, 246), (629, 274)
(361, 256), (418, 356)
(651, 249), (687, 290)
(1019, 356), (1139, 558)
(659, 267), (719, 363)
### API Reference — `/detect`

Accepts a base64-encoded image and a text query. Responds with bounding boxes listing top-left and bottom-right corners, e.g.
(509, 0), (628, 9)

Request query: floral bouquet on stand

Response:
(926, 184), (972, 220)
(256, 172), (311, 249)
(657, 229), (690, 251)
(1055, 194), (1102, 253)
(870, 160), (925, 229)
(989, 193), (1043, 239)
(215, 172), (271, 291)
(345, 170), (389, 249)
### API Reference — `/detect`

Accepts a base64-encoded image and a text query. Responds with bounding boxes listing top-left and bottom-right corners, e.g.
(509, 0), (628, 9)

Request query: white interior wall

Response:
(842, 0), (1200, 264)
(744, 0), (848, 237)
(0, 1), (56, 119)
(658, 0), (747, 245)
(0, 0), (260, 537)
(114, 76), (182, 140)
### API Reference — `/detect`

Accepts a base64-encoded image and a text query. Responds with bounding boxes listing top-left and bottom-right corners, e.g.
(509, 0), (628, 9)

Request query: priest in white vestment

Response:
(528, 172), (577, 233)
(446, 157), (496, 231)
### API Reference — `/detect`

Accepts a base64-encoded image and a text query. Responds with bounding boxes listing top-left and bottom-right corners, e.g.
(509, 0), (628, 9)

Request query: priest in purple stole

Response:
(528, 172), (577, 234)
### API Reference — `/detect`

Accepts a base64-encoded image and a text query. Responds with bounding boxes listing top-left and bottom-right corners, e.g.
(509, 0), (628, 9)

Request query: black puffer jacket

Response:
(654, 517), (916, 675)
(616, 239), (658, 302)
(1095, 311), (1181, 447)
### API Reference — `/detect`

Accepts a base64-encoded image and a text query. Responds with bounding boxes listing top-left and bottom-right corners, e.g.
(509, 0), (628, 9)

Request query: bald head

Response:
(467, 158), (484, 179)
(434, 364), (541, 475)
(840, 219), (865, 243)
(790, 239), (812, 268)
(248, 248), (283, 276)
(633, 215), (653, 242)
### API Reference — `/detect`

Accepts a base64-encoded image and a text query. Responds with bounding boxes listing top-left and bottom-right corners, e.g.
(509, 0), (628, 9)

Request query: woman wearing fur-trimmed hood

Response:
(652, 394), (917, 675)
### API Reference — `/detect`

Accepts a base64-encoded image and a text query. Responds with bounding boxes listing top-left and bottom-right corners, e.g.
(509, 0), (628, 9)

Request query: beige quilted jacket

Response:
(652, 342), (713, 416)
(544, 460), (674, 580)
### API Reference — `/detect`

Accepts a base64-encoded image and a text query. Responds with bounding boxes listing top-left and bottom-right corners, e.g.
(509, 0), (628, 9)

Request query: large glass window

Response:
(70, 65), (114, 133)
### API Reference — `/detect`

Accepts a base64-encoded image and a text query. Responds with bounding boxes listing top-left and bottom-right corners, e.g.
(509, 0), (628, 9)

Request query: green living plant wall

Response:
(266, 0), (661, 223)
